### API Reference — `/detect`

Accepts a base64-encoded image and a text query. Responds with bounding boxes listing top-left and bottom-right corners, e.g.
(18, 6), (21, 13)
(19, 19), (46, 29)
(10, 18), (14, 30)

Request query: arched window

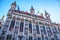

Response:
(20, 22), (24, 32)
(9, 20), (15, 31)
(36, 25), (40, 34)
(29, 23), (32, 33)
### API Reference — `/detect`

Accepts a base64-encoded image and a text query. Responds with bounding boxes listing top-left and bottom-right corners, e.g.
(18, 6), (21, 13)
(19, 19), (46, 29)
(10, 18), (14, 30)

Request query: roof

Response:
(14, 10), (44, 19)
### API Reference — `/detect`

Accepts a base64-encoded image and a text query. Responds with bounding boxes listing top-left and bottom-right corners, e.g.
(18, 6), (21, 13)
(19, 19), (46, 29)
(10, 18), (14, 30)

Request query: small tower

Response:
(45, 10), (50, 20)
(10, 1), (16, 10)
(30, 6), (35, 14)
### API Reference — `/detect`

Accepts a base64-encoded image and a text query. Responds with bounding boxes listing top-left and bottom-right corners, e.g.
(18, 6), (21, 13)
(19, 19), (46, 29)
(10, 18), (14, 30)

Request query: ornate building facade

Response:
(0, 16), (4, 39)
(0, 16), (4, 29)
(0, 1), (60, 40)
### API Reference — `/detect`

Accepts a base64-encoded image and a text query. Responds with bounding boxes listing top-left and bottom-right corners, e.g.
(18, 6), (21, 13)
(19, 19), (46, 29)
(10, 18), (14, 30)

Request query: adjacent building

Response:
(0, 1), (60, 40)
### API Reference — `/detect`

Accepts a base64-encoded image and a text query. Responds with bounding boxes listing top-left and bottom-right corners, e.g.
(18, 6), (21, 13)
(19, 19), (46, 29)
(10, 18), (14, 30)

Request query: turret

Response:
(10, 1), (16, 10)
(30, 6), (35, 14)
(45, 10), (50, 20)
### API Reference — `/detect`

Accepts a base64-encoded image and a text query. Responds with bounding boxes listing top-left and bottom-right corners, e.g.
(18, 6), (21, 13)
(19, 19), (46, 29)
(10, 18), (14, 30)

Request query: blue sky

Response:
(0, 0), (60, 23)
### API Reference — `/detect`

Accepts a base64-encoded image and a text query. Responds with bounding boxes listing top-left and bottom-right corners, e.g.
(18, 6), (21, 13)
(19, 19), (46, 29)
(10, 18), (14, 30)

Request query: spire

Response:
(45, 10), (48, 16)
(11, 1), (16, 6)
(10, 1), (16, 10)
